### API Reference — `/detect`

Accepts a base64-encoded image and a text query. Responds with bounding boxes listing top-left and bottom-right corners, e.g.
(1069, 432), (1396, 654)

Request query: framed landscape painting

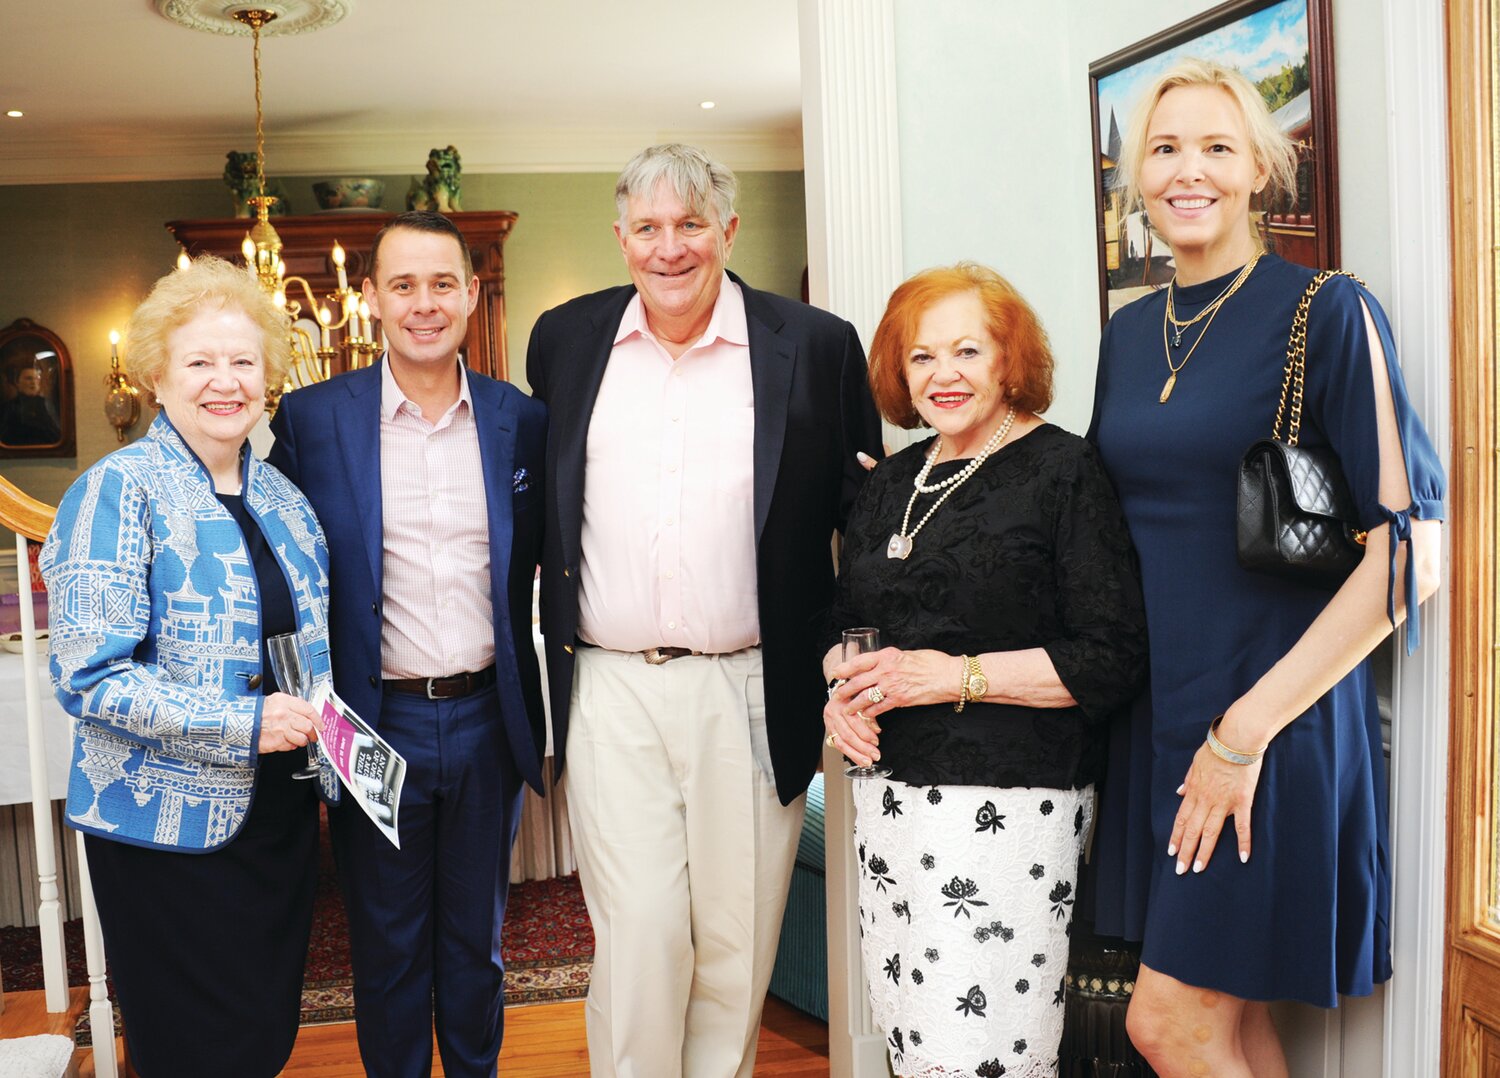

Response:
(1088, 0), (1339, 322)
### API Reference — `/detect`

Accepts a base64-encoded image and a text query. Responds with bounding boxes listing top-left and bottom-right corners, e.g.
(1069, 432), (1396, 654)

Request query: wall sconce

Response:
(102, 331), (141, 443)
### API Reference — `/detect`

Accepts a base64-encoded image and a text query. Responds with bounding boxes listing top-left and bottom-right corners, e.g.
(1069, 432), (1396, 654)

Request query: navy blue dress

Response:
(1087, 254), (1444, 1006)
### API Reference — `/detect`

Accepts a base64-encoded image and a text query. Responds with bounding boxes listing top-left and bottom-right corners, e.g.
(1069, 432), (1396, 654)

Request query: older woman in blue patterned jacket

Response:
(41, 256), (334, 1078)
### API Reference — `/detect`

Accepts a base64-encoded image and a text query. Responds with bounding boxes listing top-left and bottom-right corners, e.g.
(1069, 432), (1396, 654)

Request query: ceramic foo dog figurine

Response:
(223, 151), (290, 217)
(406, 146), (463, 212)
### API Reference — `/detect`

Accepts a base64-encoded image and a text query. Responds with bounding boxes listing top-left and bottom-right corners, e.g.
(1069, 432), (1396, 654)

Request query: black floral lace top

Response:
(827, 423), (1147, 789)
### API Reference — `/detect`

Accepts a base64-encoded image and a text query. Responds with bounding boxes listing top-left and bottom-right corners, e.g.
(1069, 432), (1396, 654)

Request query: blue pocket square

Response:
(512, 467), (531, 494)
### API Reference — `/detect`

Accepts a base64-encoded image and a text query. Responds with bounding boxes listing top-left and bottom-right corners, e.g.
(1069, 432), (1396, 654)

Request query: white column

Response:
(800, 1), (903, 1074)
(1380, 0), (1452, 1073)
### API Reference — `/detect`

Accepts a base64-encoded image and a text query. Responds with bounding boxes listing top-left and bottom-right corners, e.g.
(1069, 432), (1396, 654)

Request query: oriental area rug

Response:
(0, 826), (593, 1046)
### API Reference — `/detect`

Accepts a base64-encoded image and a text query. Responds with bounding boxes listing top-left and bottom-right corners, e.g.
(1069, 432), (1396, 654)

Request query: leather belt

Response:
(641, 646), (705, 665)
(576, 640), (707, 665)
(383, 664), (497, 700)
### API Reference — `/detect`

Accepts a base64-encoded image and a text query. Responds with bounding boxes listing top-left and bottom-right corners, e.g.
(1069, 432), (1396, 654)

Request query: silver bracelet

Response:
(1205, 715), (1264, 766)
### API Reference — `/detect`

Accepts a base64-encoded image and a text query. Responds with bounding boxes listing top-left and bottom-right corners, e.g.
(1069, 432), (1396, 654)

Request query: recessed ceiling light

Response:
(700, 101), (716, 110)
(5, 111), (21, 119)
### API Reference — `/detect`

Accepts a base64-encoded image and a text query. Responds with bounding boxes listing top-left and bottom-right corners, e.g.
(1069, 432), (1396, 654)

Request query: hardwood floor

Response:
(70, 997), (830, 1077)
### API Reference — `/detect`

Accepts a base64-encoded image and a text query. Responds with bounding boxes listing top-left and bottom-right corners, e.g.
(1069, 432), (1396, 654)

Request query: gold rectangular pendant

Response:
(1159, 372), (1177, 403)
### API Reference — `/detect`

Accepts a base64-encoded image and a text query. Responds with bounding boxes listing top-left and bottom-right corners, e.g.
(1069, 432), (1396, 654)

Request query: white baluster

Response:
(77, 833), (118, 1078)
(18, 531), (67, 1012)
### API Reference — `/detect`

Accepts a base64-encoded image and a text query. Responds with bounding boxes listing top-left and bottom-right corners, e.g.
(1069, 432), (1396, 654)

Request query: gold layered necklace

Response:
(887, 406), (1017, 560)
(1158, 253), (1261, 404)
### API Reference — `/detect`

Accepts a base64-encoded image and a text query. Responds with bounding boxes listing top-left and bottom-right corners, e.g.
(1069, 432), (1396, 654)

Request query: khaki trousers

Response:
(565, 645), (806, 1078)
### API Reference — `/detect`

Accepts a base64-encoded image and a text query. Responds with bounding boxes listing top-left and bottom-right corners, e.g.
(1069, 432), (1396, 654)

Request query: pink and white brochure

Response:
(311, 685), (407, 848)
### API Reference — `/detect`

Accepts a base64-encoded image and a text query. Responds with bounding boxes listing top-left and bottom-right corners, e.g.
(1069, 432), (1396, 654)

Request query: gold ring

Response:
(826, 733), (838, 748)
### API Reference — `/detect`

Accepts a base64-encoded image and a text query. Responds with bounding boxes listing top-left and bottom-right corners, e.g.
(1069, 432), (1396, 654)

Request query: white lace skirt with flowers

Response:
(852, 780), (1094, 1078)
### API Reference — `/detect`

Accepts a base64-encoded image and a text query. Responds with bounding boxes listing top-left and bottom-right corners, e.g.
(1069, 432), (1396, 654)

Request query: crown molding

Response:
(0, 126), (805, 186)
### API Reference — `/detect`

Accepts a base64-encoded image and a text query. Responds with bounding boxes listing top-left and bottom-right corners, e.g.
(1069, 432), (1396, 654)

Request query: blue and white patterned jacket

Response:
(40, 414), (335, 852)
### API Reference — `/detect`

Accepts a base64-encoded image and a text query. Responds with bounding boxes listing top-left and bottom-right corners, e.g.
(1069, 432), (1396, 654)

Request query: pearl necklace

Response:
(887, 406), (1017, 560)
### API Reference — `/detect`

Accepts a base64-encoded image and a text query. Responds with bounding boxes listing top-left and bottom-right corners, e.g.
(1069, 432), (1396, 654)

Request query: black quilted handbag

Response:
(1236, 270), (1369, 589)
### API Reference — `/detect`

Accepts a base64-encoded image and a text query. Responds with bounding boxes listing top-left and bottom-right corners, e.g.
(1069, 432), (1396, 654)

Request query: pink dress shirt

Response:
(578, 275), (760, 654)
(379, 358), (495, 679)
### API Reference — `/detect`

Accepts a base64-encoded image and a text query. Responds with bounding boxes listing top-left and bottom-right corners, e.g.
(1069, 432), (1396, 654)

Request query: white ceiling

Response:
(0, 0), (805, 185)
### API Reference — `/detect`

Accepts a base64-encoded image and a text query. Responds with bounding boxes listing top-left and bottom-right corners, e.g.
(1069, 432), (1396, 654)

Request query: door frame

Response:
(1443, 0), (1500, 1071)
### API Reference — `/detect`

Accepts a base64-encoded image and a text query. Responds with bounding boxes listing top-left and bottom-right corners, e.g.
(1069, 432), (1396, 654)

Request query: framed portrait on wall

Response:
(1088, 0), (1339, 323)
(0, 319), (76, 459)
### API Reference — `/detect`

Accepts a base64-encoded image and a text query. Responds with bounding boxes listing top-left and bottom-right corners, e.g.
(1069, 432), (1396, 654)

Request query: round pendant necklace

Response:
(886, 406), (1017, 560)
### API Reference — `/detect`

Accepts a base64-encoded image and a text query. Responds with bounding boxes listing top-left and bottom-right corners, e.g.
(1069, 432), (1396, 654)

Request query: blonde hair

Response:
(1114, 57), (1299, 219)
(126, 255), (290, 391)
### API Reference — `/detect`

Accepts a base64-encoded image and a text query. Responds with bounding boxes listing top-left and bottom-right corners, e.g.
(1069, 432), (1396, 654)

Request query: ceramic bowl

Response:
(312, 178), (385, 211)
(2, 630), (48, 654)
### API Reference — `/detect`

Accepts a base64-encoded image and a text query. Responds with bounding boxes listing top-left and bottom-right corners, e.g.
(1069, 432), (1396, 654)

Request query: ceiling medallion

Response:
(154, 0), (351, 36)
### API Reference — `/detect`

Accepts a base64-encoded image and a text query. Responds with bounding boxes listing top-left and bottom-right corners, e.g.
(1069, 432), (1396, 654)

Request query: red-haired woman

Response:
(822, 263), (1147, 1077)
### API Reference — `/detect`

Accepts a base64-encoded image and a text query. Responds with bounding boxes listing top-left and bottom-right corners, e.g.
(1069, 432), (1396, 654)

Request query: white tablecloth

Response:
(0, 651), (70, 807)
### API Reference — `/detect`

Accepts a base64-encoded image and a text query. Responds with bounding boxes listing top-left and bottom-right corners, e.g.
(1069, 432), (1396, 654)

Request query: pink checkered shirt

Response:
(378, 358), (495, 679)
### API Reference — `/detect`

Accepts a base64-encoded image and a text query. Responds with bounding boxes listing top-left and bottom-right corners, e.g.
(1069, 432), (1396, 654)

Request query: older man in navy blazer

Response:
(528, 144), (882, 1077)
(270, 211), (546, 1078)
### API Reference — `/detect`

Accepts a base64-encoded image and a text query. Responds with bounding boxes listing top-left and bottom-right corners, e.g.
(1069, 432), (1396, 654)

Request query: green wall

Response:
(0, 169), (808, 512)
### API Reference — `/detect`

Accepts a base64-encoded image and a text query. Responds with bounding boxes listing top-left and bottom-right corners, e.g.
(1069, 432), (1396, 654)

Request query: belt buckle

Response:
(643, 648), (670, 666)
(425, 677), (446, 701)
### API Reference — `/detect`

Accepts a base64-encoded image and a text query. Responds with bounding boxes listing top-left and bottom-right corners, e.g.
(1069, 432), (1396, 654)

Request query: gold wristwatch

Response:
(954, 654), (988, 713)
(962, 655), (988, 703)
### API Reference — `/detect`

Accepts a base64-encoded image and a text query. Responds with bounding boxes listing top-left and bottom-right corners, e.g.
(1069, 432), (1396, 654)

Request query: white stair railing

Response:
(2, 474), (117, 1078)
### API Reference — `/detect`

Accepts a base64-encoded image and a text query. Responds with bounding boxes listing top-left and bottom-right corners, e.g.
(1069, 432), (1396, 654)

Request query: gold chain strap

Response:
(1272, 270), (1367, 445)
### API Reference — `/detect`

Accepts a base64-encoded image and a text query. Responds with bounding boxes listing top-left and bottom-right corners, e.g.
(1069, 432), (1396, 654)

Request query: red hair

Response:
(868, 263), (1054, 429)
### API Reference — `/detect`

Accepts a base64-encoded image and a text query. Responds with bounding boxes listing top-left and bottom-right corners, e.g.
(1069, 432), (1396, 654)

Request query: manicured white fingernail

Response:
(1167, 842), (1177, 857)
(1192, 860), (1204, 874)
(857, 451), (874, 463)
(1239, 850), (1249, 863)
(1175, 860), (1187, 876)
(1176, 784), (1186, 795)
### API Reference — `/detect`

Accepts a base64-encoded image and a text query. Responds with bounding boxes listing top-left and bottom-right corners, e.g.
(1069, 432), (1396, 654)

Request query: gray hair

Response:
(615, 144), (738, 230)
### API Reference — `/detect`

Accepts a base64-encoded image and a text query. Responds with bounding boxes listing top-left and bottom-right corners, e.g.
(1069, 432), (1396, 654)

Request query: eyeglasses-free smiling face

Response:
(906, 290), (1011, 459)
(154, 304), (266, 468)
(363, 227), (479, 375)
(1139, 83), (1270, 283)
(615, 182), (739, 344)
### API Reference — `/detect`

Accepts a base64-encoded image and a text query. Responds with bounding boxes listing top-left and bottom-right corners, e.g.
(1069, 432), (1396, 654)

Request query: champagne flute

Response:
(267, 631), (324, 781)
(841, 627), (891, 779)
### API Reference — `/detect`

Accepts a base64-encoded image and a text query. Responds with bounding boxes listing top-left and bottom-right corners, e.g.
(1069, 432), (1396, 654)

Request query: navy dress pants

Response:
(331, 688), (525, 1078)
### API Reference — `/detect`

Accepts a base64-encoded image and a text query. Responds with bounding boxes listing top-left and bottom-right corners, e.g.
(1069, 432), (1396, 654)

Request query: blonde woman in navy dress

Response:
(824, 264), (1148, 1077)
(1087, 59), (1445, 1076)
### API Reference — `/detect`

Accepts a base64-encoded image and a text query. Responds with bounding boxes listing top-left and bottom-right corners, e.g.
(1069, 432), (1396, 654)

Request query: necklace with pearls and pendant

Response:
(886, 406), (1017, 560)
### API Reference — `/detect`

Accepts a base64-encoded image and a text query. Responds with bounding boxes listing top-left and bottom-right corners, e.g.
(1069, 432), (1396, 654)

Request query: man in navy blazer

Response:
(270, 211), (546, 1078)
(528, 144), (882, 1076)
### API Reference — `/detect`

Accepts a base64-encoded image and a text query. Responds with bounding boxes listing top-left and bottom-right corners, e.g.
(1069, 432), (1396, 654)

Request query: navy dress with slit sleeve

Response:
(1086, 254), (1444, 1006)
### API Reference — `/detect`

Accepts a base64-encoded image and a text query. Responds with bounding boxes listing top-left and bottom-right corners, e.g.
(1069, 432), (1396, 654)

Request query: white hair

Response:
(615, 143), (738, 230)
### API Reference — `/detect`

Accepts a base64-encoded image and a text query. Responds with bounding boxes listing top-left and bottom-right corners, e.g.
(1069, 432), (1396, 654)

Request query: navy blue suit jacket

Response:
(268, 363), (549, 794)
(526, 272), (883, 805)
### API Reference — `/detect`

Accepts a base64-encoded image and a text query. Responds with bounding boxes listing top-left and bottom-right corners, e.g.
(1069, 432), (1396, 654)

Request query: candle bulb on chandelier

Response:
(109, 330), (120, 362)
(241, 234), (256, 265)
(358, 298), (372, 340)
(332, 241), (349, 292)
(318, 307), (332, 349)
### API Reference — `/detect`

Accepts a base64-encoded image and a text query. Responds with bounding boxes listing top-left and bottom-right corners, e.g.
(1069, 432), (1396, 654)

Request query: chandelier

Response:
(205, 7), (380, 399)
